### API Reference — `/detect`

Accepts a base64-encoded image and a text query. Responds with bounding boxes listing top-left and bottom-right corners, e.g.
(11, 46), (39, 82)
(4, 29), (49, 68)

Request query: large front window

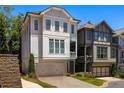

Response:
(97, 46), (107, 59)
(49, 39), (65, 54)
(55, 21), (59, 31)
(46, 19), (51, 30)
(49, 39), (54, 54)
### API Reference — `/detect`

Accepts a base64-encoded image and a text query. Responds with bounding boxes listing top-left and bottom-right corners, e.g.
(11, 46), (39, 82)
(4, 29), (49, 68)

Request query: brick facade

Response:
(0, 54), (22, 88)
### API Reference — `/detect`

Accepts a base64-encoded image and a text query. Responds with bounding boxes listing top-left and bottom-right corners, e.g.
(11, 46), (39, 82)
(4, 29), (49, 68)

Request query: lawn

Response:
(72, 75), (106, 86)
(22, 76), (57, 88)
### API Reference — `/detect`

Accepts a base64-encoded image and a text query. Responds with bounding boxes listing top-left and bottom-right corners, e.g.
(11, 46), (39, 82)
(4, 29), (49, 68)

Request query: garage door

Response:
(92, 67), (110, 77)
(36, 62), (66, 76)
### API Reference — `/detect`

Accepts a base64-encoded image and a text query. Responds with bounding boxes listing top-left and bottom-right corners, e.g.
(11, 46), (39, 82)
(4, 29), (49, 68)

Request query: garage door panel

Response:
(92, 67), (110, 77)
(36, 62), (66, 76)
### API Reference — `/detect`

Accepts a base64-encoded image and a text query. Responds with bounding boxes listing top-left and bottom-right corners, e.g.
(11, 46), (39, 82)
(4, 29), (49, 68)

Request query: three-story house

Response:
(77, 21), (116, 77)
(21, 6), (80, 76)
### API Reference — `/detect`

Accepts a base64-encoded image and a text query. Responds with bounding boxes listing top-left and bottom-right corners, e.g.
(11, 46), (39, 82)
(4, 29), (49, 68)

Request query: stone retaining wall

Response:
(0, 54), (22, 88)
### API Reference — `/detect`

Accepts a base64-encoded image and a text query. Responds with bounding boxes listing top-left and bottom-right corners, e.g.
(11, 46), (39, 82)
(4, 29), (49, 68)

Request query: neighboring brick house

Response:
(77, 21), (117, 77)
(21, 6), (80, 76)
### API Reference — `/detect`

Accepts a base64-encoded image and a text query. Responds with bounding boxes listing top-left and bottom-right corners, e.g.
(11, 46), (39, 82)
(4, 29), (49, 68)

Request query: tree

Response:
(9, 13), (24, 54)
(0, 5), (14, 53)
(0, 6), (24, 54)
(28, 54), (36, 78)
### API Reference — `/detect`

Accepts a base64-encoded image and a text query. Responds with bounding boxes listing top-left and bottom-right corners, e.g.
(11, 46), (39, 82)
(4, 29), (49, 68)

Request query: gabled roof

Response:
(78, 21), (95, 30)
(23, 6), (80, 23)
(95, 20), (114, 32)
(113, 28), (124, 37)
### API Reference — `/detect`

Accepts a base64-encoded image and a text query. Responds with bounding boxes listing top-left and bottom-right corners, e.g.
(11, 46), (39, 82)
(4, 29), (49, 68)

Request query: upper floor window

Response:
(99, 32), (104, 41)
(49, 39), (54, 54)
(97, 46), (107, 59)
(34, 20), (38, 30)
(86, 31), (92, 40)
(94, 31), (99, 41)
(63, 22), (68, 33)
(111, 48), (116, 58)
(46, 19), (51, 31)
(70, 41), (76, 52)
(55, 21), (59, 31)
(71, 24), (75, 34)
(104, 33), (109, 42)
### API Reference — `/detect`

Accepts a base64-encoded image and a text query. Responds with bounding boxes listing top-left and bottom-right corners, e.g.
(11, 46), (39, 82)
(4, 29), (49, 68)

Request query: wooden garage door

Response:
(92, 67), (110, 77)
(36, 62), (66, 76)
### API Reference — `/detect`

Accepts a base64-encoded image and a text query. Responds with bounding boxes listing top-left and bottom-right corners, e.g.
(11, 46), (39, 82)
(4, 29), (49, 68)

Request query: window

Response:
(46, 19), (51, 30)
(60, 40), (65, 53)
(49, 39), (54, 54)
(55, 40), (59, 53)
(111, 48), (116, 58)
(34, 20), (38, 30)
(63, 22), (68, 32)
(94, 31), (99, 40)
(97, 46), (107, 59)
(70, 41), (76, 52)
(87, 31), (92, 40)
(71, 24), (75, 34)
(99, 32), (104, 41)
(55, 21), (59, 31)
(104, 33), (108, 42)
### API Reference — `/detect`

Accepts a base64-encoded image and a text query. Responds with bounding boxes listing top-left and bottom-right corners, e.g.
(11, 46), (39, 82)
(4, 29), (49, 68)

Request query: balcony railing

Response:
(78, 55), (92, 63)
(70, 52), (76, 59)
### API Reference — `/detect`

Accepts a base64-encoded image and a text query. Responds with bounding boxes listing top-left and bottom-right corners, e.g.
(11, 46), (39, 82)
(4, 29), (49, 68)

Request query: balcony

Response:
(70, 52), (76, 59)
(78, 55), (92, 63)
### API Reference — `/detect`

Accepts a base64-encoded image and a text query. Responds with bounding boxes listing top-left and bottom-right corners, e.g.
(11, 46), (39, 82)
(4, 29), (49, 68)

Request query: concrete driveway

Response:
(39, 76), (97, 88)
(98, 77), (123, 88)
(21, 79), (42, 88)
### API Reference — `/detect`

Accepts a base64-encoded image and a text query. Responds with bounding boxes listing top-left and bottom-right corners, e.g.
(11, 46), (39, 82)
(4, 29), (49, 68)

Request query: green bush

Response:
(119, 73), (124, 78)
(28, 53), (36, 78)
(84, 73), (95, 78)
(76, 73), (82, 77)
(66, 73), (71, 76)
(111, 64), (117, 77)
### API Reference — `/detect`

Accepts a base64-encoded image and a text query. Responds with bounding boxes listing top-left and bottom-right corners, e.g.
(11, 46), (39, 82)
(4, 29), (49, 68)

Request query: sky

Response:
(12, 5), (124, 31)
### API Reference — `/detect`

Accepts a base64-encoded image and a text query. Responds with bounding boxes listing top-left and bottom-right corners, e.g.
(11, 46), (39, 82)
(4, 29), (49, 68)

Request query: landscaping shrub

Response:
(28, 53), (36, 78)
(66, 73), (71, 76)
(119, 73), (124, 78)
(111, 64), (117, 77)
(84, 73), (95, 78)
(76, 73), (82, 77)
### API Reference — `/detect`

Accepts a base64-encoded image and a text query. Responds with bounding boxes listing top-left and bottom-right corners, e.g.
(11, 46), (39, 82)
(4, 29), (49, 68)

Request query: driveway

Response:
(39, 76), (97, 88)
(21, 78), (42, 88)
(98, 77), (124, 88)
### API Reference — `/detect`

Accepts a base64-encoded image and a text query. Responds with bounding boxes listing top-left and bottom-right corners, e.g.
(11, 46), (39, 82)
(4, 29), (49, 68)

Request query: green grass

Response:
(22, 76), (57, 88)
(72, 76), (106, 86)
